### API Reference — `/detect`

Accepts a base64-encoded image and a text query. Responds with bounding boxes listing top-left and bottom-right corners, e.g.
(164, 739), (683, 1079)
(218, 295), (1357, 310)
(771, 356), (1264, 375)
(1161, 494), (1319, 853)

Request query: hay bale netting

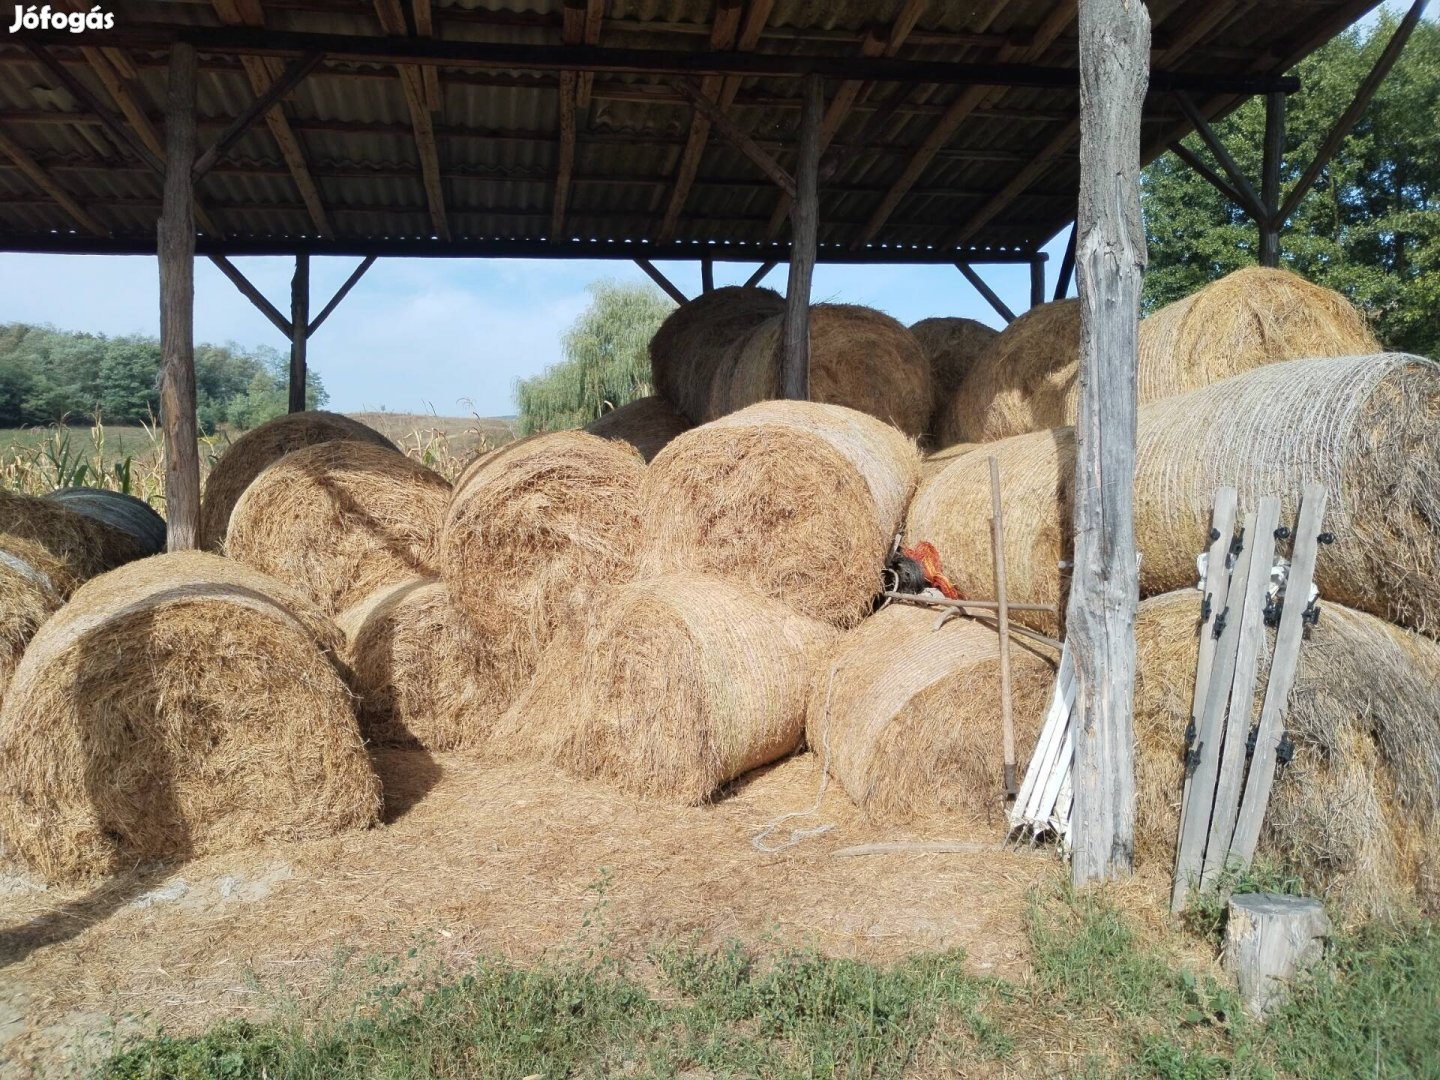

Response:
(910, 317), (1000, 432)
(500, 574), (836, 803)
(337, 578), (508, 750)
(810, 604), (1056, 822)
(649, 286), (783, 424)
(0, 551), (60, 703)
(583, 394), (693, 462)
(226, 440), (452, 616)
(0, 489), (146, 595)
(1137, 266), (1379, 402)
(441, 430), (646, 677)
(0, 552), (380, 883)
(45, 487), (166, 556)
(200, 410), (398, 550)
(908, 353), (1440, 637)
(708, 304), (934, 437)
(642, 400), (921, 628)
(1134, 590), (1440, 921)
(937, 299), (1080, 445)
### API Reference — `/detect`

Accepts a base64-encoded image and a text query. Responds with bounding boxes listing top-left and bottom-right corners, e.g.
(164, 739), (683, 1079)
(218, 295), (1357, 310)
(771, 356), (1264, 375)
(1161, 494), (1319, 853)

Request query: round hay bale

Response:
(583, 394), (692, 462)
(937, 299), (1080, 445)
(910, 316), (1000, 435)
(1134, 589), (1440, 922)
(45, 487), (166, 556)
(649, 286), (783, 424)
(0, 489), (146, 595)
(709, 304), (933, 437)
(226, 440), (451, 616)
(0, 550), (61, 704)
(810, 604), (1056, 822)
(337, 578), (509, 750)
(908, 353), (1440, 637)
(919, 441), (981, 482)
(500, 574), (836, 803)
(641, 400), (921, 628)
(441, 430), (646, 679)
(1137, 266), (1379, 402)
(200, 410), (398, 550)
(0, 551), (379, 883)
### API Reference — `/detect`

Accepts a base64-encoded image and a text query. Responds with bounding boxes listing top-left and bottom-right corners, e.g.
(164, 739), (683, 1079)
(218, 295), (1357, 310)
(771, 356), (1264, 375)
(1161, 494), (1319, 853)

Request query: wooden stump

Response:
(1223, 892), (1330, 1018)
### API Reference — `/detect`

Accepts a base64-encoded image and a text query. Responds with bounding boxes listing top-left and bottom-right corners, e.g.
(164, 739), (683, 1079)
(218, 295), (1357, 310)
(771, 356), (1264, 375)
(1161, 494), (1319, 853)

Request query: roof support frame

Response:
(1053, 222), (1077, 301)
(289, 252), (309, 413)
(209, 254), (293, 337)
(0, 125), (105, 235)
(192, 50), (325, 182)
(955, 262), (1015, 324)
(1172, 91), (1266, 219)
(634, 257), (689, 304)
(744, 260), (778, 288)
(670, 76), (797, 199)
(309, 255), (379, 337)
(780, 73), (823, 400)
(374, 0), (450, 241)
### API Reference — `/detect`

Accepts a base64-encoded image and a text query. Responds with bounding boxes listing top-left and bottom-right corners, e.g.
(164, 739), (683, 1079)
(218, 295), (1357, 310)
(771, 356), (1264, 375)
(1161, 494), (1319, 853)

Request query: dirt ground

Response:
(0, 750), (1061, 1077)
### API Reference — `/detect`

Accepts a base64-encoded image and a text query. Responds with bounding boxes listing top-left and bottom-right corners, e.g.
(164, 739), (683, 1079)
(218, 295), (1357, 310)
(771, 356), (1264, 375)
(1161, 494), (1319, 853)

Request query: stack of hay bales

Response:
(0, 552), (380, 882)
(708, 304), (933, 438)
(649, 286), (784, 424)
(933, 268), (1378, 448)
(1134, 590), (1440, 921)
(583, 394), (692, 462)
(226, 440), (452, 616)
(45, 488), (167, 557)
(200, 410), (398, 550)
(911, 316), (999, 442)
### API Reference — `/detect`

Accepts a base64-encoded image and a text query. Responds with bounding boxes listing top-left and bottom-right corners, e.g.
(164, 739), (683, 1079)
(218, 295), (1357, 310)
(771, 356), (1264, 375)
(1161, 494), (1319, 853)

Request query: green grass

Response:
(92, 888), (1440, 1080)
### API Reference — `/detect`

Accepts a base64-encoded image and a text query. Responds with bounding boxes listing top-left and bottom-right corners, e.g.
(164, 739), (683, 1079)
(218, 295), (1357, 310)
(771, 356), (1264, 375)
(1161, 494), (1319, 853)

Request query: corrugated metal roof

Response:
(0, 0), (1384, 260)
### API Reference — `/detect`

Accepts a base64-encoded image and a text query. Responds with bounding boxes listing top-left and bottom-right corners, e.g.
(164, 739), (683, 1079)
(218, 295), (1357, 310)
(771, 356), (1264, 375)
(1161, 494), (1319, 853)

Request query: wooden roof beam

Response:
(374, 0), (449, 240)
(0, 125), (105, 235)
(551, 0), (589, 240)
(671, 78), (795, 198)
(193, 51), (324, 182)
(576, 0), (606, 109)
(212, 0), (334, 238)
(947, 117), (1079, 245)
(412, 0), (442, 112)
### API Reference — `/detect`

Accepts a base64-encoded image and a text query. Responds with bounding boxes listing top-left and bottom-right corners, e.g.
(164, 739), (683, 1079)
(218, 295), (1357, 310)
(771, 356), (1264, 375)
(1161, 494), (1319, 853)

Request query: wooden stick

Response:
(990, 455), (1017, 795)
(882, 592), (1056, 614)
(831, 841), (1007, 858)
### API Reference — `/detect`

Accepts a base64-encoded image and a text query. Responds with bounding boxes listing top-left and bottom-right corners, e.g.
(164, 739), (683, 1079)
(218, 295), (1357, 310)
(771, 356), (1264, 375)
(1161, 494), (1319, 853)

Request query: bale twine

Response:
(499, 574), (836, 803)
(810, 604), (1056, 822)
(1134, 589), (1440, 922)
(0, 550), (60, 703)
(936, 299), (1080, 445)
(1137, 266), (1379, 402)
(649, 286), (783, 424)
(45, 487), (166, 556)
(908, 353), (1440, 637)
(708, 304), (933, 437)
(440, 430), (646, 681)
(337, 578), (509, 751)
(0, 551), (380, 883)
(910, 317), (999, 436)
(641, 400), (921, 628)
(583, 394), (692, 462)
(0, 489), (146, 595)
(200, 410), (398, 550)
(226, 440), (452, 617)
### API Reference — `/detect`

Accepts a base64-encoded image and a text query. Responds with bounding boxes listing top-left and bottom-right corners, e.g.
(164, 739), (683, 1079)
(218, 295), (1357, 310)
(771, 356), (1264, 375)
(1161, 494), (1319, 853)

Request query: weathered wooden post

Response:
(1029, 254), (1046, 309)
(157, 42), (200, 552)
(1259, 92), (1286, 268)
(289, 252), (309, 413)
(780, 73), (823, 401)
(1068, 0), (1149, 885)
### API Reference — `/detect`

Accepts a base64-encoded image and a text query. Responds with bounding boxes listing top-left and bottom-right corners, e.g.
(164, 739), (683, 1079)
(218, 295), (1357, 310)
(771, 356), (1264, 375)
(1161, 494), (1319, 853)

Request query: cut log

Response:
(1223, 892), (1330, 1019)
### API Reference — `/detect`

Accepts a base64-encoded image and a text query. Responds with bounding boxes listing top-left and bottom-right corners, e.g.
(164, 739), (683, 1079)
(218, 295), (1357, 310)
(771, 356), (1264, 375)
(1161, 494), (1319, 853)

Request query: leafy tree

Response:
(1142, 13), (1440, 359)
(516, 280), (674, 435)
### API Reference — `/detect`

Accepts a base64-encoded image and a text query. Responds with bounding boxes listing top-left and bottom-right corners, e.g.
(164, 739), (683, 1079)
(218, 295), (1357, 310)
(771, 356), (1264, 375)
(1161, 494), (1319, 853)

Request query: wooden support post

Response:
(701, 256), (714, 294)
(990, 456), (1017, 796)
(956, 262), (1016, 323)
(1259, 92), (1285, 267)
(635, 258), (689, 305)
(289, 252), (309, 413)
(158, 43), (200, 553)
(1029, 254), (1046, 310)
(1054, 223), (1077, 301)
(780, 74), (823, 402)
(1068, 0), (1148, 886)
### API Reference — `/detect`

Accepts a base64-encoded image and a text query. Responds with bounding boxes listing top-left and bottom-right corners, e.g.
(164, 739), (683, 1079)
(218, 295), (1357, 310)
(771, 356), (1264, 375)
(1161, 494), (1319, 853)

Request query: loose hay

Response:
(45, 487), (167, 556)
(200, 410), (398, 550)
(909, 353), (1440, 637)
(0, 489), (147, 595)
(226, 440), (452, 616)
(910, 317), (1000, 437)
(500, 574), (836, 803)
(709, 304), (934, 437)
(337, 578), (508, 751)
(642, 400), (921, 627)
(649, 286), (784, 424)
(441, 430), (646, 681)
(0, 551), (380, 883)
(810, 604), (1057, 822)
(937, 299), (1079, 445)
(1134, 589), (1440, 922)
(583, 394), (692, 462)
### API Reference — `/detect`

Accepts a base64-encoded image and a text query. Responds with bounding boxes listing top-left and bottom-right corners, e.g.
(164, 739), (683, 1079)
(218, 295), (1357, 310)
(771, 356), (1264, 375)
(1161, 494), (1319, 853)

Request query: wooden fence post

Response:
(1068, 0), (1149, 885)
(780, 74), (823, 401)
(158, 43), (200, 552)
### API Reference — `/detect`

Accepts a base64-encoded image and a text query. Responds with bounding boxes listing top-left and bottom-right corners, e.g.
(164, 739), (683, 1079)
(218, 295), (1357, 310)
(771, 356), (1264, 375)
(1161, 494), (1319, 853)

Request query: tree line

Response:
(0, 323), (328, 430)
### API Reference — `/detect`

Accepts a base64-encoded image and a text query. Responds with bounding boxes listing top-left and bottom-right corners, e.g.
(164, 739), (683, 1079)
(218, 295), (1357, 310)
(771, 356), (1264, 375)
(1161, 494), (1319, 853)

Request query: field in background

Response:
(0, 413), (515, 505)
